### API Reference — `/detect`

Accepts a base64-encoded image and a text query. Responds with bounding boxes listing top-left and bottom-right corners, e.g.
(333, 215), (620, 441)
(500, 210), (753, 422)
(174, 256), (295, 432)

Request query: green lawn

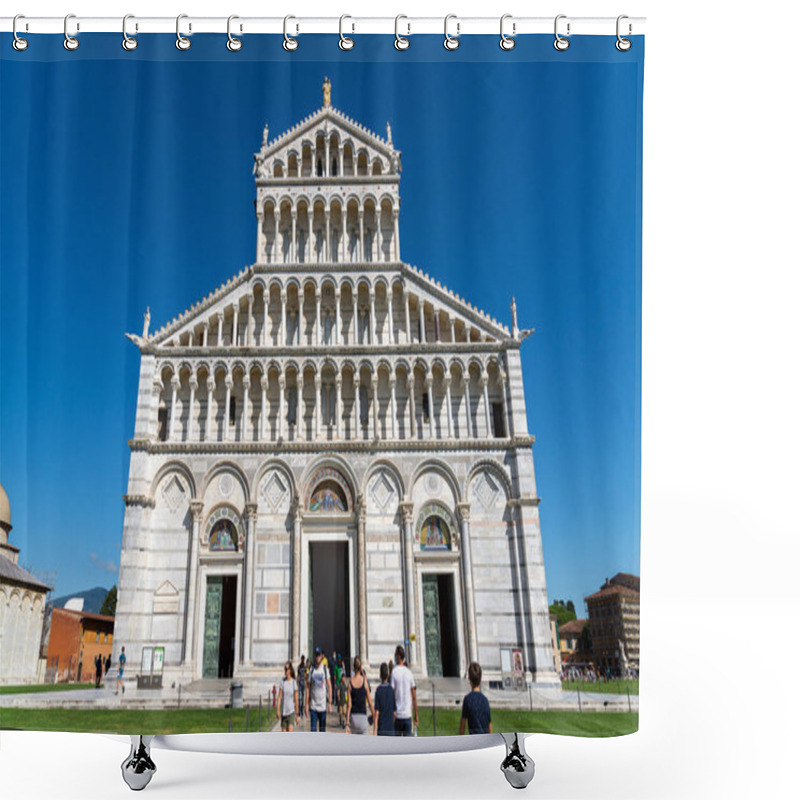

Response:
(561, 679), (639, 696)
(0, 683), (95, 696)
(1, 706), (637, 737)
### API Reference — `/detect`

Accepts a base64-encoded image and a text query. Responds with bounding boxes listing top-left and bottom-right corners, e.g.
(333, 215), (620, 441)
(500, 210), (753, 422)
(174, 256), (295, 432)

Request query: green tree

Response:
(100, 585), (117, 617)
(566, 600), (575, 615)
(549, 600), (577, 627)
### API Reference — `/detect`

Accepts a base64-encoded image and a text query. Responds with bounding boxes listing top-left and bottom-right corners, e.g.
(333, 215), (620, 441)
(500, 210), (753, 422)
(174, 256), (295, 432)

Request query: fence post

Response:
(627, 685), (632, 713)
(577, 684), (582, 713)
(228, 713), (232, 732)
(259, 695), (263, 731)
(177, 684), (181, 710)
(246, 705), (250, 732)
(529, 683), (533, 712)
(432, 681), (436, 737)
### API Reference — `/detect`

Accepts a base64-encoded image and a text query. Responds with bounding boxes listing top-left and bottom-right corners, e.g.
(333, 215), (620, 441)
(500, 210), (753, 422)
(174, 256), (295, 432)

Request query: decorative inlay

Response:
(425, 473), (442, 494)
(415, 501), (456, 551)
(370, 472), (395, 511)
(218, 473), (234, 498)
(261, 471), (289, 512)
(475, 471), (501, 511)
(161, 476), (186, 513)
(304, 466), (353, 512)
(204, 505), (243, 552)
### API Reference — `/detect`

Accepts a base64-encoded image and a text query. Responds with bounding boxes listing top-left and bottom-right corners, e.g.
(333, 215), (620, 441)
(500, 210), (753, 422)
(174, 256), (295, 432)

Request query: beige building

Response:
(113, 83), (557, 689)
(0, 482), (51, 684)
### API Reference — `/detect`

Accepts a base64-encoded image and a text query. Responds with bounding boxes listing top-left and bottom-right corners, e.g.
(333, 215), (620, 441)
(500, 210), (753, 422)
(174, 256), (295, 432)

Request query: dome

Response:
(0, 482), (10, 529)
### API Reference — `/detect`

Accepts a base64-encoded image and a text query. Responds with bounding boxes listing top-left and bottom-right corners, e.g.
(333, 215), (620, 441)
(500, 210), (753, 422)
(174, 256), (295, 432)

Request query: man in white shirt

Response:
(306, 647), (332, 732)
(390, 644), (418, 736)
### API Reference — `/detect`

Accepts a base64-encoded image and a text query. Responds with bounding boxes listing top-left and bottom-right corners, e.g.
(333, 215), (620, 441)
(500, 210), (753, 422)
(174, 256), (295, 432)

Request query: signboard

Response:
(153, 647), (164, 675)
(137, 645), (164, 690)
(500, 647), (526, 691)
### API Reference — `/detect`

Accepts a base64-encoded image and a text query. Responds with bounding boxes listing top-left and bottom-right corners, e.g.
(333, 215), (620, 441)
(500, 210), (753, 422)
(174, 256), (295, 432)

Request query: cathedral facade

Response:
(113, 84), (557, 687)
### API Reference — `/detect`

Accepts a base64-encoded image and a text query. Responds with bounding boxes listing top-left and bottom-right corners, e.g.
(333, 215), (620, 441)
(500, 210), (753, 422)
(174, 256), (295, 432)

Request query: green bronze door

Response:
(423, 574), (443, 677)
(203, 577), (223, 679)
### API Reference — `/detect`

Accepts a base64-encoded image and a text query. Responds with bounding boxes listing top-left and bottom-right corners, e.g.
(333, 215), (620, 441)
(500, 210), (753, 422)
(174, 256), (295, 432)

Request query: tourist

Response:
(115, 646), (126, 695)
(459, 662), (492, 735)
(277, 661), (298, 732)
(346, 655), (374, 735)
(104, 654), (111, 676)
(390, 645), (418, 736)
(337, 672), (348, 728)
(94, 653), (103, 688)
(372, 662), (396, 736)
(307, 647), (332, 732)
(297, 655), (307, 718)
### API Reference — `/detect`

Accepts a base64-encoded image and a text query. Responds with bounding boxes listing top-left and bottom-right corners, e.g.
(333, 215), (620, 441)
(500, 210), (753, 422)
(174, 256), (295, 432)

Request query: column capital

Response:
(315, 375), (322, 389)
(189, 376), (199, 391)
(400, 501), (415, 524)
(335, 376), (342, 388)
(456, 502), (471, 523)
(389, 376), (397, 388)
(202, 319), (209, 330)
(243, 375), (251, 389)
(225, 375), (234, 389)
(190, 500), (205, 523)
(278, 375), (286, 389)
(280, 289), (287, 301)
(170, 375), (180, 390)
(444, 375), (452, 388)
(424, 376), (433, 389)
(407, 375), (415, 389)
(353, 375), (361, 388)
(152, 378), (163, 393)
(244, 502), (259, 522)
(478, 375), (489, 389)
(297, 375), (304, 389)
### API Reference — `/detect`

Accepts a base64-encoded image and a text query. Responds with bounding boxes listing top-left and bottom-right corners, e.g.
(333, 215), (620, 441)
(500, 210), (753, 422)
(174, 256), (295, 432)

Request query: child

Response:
(459, 661), (492, 734)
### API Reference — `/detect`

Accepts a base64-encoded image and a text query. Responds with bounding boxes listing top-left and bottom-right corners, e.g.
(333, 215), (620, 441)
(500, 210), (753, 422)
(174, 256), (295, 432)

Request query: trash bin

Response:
(230, 680), (243, 709)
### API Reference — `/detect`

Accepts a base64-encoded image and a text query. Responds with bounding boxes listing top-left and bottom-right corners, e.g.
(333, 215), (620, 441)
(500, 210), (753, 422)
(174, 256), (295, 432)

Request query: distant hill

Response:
(50, 586), (109, 615)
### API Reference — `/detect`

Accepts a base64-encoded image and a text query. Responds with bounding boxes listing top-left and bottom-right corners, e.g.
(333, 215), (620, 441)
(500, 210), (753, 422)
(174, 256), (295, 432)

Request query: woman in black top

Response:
(346, 655), (374, 735)
(372, 662), (397, 736)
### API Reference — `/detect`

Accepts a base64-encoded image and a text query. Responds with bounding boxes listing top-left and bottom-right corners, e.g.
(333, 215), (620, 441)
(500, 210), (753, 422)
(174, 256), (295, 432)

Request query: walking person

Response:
(115, 646), (126, 695)
(94, 653), (103, 688)
(277, 661), (299, 732)
(345, 656), (374, 735)
(390, 645), (418, 736)
(373, 662), (397, 736)
(297, 655), (307, 718)
(459, 662), (492, 734)
(306, 647), (332, 732)
(104, 654), (111, 676)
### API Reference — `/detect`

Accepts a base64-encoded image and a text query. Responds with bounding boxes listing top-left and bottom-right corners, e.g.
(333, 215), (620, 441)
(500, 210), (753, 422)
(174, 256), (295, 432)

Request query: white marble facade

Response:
(113, 84), (557, 687)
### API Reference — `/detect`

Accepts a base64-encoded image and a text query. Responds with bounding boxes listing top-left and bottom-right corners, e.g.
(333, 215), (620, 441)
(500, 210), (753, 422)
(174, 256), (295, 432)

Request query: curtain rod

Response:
(1, 16), (646, 37)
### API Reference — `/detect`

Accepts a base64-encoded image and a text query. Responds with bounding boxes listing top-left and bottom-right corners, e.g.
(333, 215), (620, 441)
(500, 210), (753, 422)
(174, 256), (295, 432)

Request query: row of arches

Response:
(257, 196), (399, 265)
(0, 586), (45, 683)
(154, 357), (511, 444)
(166, 278), (496, 349)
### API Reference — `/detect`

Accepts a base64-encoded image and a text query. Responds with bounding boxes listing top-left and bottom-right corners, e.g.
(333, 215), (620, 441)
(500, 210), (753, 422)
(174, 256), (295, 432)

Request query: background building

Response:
(585, 573), (640, 676)
(113, 83), (557, 689)
(46, 606), (114, 683)
(0, 482), (51, 684)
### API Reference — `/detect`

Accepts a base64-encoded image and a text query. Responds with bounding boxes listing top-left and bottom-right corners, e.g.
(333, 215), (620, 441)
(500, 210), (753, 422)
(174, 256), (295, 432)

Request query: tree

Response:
(549, 600), (577, 627)
(566, 600), (575, 614)
(100, 585), (117, 617)
(578, 621), (592, 654)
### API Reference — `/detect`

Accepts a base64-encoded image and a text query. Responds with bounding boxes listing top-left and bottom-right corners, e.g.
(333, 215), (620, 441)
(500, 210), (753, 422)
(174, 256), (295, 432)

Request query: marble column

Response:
(325, 210), (331, 262)
(419, 302), (426, 344)
(372, 380), (379, 439)
(387, 287), (395, 344)
(335, 290), (341, 345)
(242, 503), (258, 665)
(481, 376), (491, 438)
(358, 210), (365, 263)
(302, 289), (308, 346)
(389, 377), (397, 439)
(297, 376), (305, 440)
(400, 502), (417, 666)
(325, 135), (330, 176)
(278, 375), (286, 441)
(498, 368), (511, 438)
(242, 376), (250, 441)
(188, 376), (198, 441)
(393, 209), (400, 261)
(450, 317), (456, 343)
(224, 376), (233, 441)
(273, 210), (280, 263)
(407, 376), (416, 439)
(357, 501), (368, 660)
(280, 291), (287, 346)
(405, 291), (412, 343)
(315, 375), (322, 439)
(260, 373), (267, 441)
(217, 311), (224, 346)
(335, 377), (342, 439)
(369, 291), (377, 344)
(291, 211), (297, 263)
(245, 294), (253, 347)
(291, 502), (302, 662)
(425, 377), (434, 439)
(151, 379), (163, 439)
(256, 209), (265, 263)
(232, 305), (239, 347)
(183, 500), (204, 668)
(354, 376), (362, 439)
(168, 376), (179, 441)
(202, 321), (209, 348)
(205, 378), (213, 442)
(457, 503), (479, 666)
(444, 376), (453, 439)
(307, 206), (314, 263)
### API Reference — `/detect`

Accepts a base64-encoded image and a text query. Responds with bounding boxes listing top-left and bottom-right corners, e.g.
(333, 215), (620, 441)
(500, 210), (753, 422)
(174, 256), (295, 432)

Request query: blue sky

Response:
(0, 34), (642, 612)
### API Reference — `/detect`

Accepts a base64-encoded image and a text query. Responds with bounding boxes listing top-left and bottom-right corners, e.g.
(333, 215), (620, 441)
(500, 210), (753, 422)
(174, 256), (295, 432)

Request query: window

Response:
(316, 159), (323, 177)
(331, 157), (338, 176)
(422, 392), (430, 423)
(492, 402), (506, 438)
(229, 396), (236, 426)
(157, 408), (168, 441)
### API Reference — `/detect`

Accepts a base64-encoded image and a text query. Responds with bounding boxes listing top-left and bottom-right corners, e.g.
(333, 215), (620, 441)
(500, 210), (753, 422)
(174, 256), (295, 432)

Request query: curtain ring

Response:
(616, 15), (632, 51)
(227, 15), (243, 51)
(12, 15), (28, 51)
(553, 14), (570, 51)
(339, 15), (354, 51)
(64, 13), (79, 51)
(283, 15), (298, 51)
(176, 14), (191, 50)
(499, 14), (515, 51)
(122, 15), (138, 51)
(394, 15), (410, 50)
(443, 14), (460, 51)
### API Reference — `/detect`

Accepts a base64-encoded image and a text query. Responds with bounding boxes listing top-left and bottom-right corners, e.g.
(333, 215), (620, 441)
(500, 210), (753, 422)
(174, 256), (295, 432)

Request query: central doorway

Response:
(202, 575), (237, 679)
(422, 573), (460, 677)
(309, 541), (350, 666)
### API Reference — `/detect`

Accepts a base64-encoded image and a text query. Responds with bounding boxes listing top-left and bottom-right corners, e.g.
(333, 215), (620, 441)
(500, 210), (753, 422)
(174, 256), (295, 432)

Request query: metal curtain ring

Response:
(339, 15), (354, 50)
(122, 15), (138, 51)
(394, 15), (410, 50)
(176, 14), (191, 50)
(63, 13), (79, 51)
(553, 14), (570, 51)
(499, 14), (515, 51)
(12, 14), (28, 51)
(227, 15), (242, 51)
(283, 15), (298, 51)
(444, 14), (460, 51)
(616, 15), (632, 51)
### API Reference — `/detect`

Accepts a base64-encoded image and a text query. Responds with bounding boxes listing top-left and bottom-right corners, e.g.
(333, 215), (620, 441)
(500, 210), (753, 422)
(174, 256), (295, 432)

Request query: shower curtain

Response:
(0, 28), (643, 739)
